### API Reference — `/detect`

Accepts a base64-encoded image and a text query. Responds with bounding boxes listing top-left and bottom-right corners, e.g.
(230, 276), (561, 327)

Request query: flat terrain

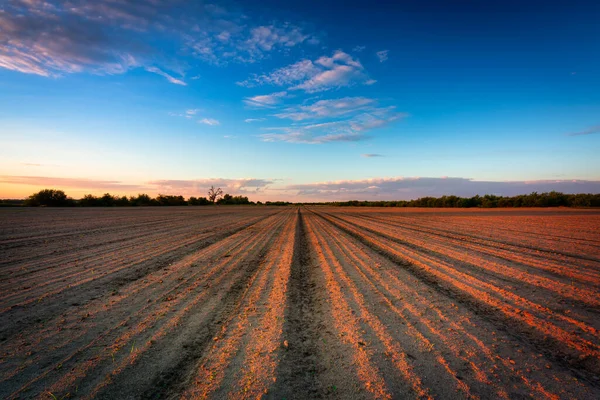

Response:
(1, 206), (599, 399)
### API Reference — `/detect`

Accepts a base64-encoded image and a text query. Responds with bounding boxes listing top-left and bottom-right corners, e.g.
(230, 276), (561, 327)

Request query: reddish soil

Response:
(0, 206), (599, 399)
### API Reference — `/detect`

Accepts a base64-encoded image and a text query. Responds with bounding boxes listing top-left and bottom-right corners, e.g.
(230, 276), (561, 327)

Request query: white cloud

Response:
(293, 51), (369, 93)
(376, 50), (389, 63)
(244, 91), (288, 108)
(190, 22), (317, 65)
(237, 60), (317, 87)
(198, 118), (220, 126)
(245, 24), (308, 52)
(353, 45), (366, 52)
(260, 131), (367, 144)
(170, 108), (203, 118)
(244, 118), (267, 123)
(274, 97), (376, 121)
(260, 97), (407, 144)
(238, 50), (372, 93)
(145, 67), (186, 85)
(362, 153), (384, 158)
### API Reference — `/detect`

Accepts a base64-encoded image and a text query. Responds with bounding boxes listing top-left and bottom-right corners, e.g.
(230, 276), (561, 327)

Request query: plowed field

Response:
(1, 206), (599, 399)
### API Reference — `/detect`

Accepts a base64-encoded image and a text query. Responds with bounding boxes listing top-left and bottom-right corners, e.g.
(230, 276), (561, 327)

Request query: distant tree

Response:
(25, 189), (74, 207)
(207, 186), (223, 204)
(100, 193), (116, 207)
(115, 196), (131, 206)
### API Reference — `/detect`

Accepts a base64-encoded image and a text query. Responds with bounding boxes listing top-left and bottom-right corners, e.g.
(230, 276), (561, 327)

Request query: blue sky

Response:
(1, 0), (599, 201)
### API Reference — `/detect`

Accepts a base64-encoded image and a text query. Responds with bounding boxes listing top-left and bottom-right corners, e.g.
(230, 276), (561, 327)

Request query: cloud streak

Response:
(2, 175), (599, 202)
(198, 118), (220, 126)
(244, 91), (288, 108)
(273, 97), (375, 121)
(260, 131), (367, 144)
(0, 175), (151, 192)
(285, 177), (600, 200)
(238, 50), (373, 93)
(145, 67), (186, 85)
(0, 175), (275, 197)
(260, 97), (407, 144)
(568, 125), (600, 136)
(376, 50), (389, 62)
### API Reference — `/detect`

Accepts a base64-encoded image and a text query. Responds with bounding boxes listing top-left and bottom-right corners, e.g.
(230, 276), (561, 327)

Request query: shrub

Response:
(25, 189), (74, 207)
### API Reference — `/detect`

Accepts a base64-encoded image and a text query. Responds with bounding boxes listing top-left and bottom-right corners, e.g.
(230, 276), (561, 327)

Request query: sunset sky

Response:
(1, 0), (599, 201)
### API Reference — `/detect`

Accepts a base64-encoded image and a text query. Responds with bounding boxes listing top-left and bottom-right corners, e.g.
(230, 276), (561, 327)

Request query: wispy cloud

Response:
(260, 97), (406, 144)
(244, 91), (288, 108)
(169, 108), (202, 119)
(149, 178), (275, 195)
(376, 50), (389, 63)
(237, 60), (317, 87)
(145, 67), (186, 85)
(353, 45), (366, 52)
(198, 118), (220, 126)
(260, 131), (367, 144)
(362, 153), (384, 158)
(0, 175), (275, 197)
(568, 125), (600, 136)
(274, 97), (376, 121)
(244, 24), (313, 53)
(190, 22), (318, 65)
(238, 50), (372, 93)
(244, 118), (267, 123)
(0, 1), (164, 77)
(286, 177), (600, 200)
(0, 1), (318, 79)
(0, 175), (151, 191)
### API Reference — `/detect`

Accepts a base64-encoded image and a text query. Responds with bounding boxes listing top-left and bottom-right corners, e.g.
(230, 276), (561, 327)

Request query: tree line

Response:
(17, 187), (259, 207)
(2, 189), (598, 208)
(324, 192), (600, 208)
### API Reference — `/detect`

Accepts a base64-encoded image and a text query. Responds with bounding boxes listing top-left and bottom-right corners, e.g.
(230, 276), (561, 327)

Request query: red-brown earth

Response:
(0, 206), (599, 399)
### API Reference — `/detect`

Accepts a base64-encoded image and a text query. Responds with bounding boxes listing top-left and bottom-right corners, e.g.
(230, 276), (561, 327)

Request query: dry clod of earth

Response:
(0, 206), (599, 399)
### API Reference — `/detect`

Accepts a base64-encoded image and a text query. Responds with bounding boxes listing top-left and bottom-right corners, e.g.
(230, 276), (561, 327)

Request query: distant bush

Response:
(24, 189), (75, 207)
(217, 194), (253, 205)
(156, 194), (187, 206)
(265, 201), (291, 206)
(0, 199), (25, 207)
(188, 196), (211, 205)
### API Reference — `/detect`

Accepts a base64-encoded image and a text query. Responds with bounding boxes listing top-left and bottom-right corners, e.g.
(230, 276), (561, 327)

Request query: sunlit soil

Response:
(0, 206), (598, 399)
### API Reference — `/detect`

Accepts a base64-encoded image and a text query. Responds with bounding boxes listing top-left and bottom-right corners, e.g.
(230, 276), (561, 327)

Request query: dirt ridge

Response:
(309, 208), (600, 387)
(271, 208), (325, 399)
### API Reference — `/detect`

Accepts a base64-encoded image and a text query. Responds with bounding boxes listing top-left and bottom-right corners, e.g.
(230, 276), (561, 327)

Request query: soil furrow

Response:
(309, 208), (600, 387)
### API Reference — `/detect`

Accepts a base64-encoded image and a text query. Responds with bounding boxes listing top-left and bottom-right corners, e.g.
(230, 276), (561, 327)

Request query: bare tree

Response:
(207, 186), (223, 204)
